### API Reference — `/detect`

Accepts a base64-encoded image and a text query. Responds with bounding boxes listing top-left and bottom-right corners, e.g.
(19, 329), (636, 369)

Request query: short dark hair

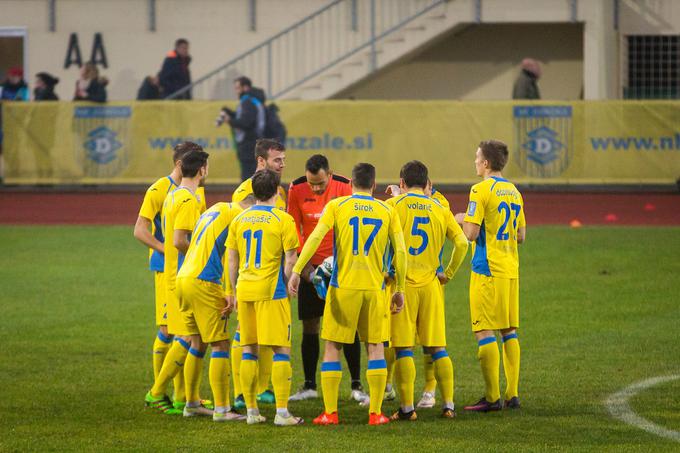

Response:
(234, 76), (252, 88)
(175, 38), (188, 48)
(479, 140), (509, 171)
(305, 154), (329, 174)
(351, 163), (375, 190)
(179, 146), (209, 178)
(400, 160), (428, 189)
(251, 169), (280, 201)
(254, 138), (285, 161)
(173, 141), (202, 164)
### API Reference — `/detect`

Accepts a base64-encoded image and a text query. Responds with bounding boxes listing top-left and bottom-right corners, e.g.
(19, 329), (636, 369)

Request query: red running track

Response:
(0, 191), (678, 226)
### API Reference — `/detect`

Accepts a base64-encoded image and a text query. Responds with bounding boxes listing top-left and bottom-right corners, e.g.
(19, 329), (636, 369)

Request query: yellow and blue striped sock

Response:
(151, 337), (189, 398)
(502, 333), (520, 400)
(366, 359), (388, 415)
(184, 347), (205, 405)
(272, 353), (292, 415)
(152, 330), (172, 380)
(477, 337), (500, 403)
(320, 361), (342, 414)
(231, 332), (242, 398)
(394, 350), (415, 411)
(240, 352), (259, 411)
(432, 350), (455, 410)
(209, 350), (230, 411)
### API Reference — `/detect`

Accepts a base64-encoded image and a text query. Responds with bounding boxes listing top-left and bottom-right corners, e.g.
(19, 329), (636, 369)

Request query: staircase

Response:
(167, 0), (470, 101)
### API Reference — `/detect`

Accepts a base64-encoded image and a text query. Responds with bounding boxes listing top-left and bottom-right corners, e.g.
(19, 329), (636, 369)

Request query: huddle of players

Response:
(134, 137), (526, 426)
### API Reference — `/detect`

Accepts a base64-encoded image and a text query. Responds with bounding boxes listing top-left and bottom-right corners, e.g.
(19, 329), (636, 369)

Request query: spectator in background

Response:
(137, 74), (162, 100)
(1, 67), (29, 101)
(160, 38), (191, 100)
(73, 62), (108, 103)
(34, 72), (59, 101)
(512, 58), (541, 100)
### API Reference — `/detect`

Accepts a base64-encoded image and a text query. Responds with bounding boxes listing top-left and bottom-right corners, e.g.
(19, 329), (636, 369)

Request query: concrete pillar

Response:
(582, 0), (619, 99)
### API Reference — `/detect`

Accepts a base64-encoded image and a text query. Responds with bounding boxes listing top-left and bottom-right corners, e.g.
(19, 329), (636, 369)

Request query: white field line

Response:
(605, 374), (680, 443)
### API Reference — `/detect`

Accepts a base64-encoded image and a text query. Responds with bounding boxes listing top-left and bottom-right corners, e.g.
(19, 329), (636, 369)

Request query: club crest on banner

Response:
(513, 106), (572, 178)
(73, 106), (131, 178)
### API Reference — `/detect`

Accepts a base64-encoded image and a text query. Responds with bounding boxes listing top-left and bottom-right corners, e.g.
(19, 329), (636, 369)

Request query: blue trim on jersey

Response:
(242, 352), (258, 361)
(321, 361), (342, 372)
(177, 252), (186, 271)
(157, 331), (172, 344)
(197, 225), (230, 284)
(436, 245), (444, 273)
(396, 350), (414, 359)
(273, 254), (288, 299)
(167, 175), (177, 187)
(352, 194), (373, 200)
(273, 353), (290, 362)
(490, 176), (509, 183)
(383, 341), (390, 347)
(478, 337), (496, 347)
(471, 220), (491, 276)
(189, 347), (205, 358)
(211, 351), (230, 359)
(176, 337), (190, 350)
(234, 331), (241, 343)
(431, 350), (448, 361)
(367, 359), (387, 370)
(250, 204), (280, 221)
(502, 333), (518, 343)
(149, 213), (165, 271)
(330, 231), (339, 288)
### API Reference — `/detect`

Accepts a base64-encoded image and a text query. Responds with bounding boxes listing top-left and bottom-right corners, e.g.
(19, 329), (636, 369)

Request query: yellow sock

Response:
(366, 359), (388, 415)
(502, 333), (520, 400)
(150, 338), (189, 397)
(394, 350), (415, 410)
(272, 353), (292, 410)
(432, 350), (454, 408)
(209, 350), (231, 409)
(184, 347), (205, 404)
(257, 346), (274, 394)
(384, 346), (395, 387)
(173, 371), (186, 403)
(231, 333), (242, 397)
(152, 330), (172, 380)
(477, 337), (500, 402)
(320, 361), (342, 414)
(240, 352), (259, 409)
(423, 352), (437, 393)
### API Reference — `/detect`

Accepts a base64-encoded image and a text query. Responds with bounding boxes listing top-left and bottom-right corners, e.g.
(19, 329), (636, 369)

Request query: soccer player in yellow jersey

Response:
(289, 163), (407, 426)
(176, 196), (254, 422)
(227, 169), (303, 426)
(386, 161), (468, 421)
(456, 140), (526, 412)
(230, 139), (286, 408)
(135, 143), (206, 414)
(145, 145), (209, 411)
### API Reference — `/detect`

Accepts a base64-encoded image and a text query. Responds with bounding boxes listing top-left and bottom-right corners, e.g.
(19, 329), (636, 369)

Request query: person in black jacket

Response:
(222, 76), (266, 180)
(137, 74), (162, 100)
(73, 62), (107, 103)
(160, 39), (191, 100)
(34, 72), (59, 101)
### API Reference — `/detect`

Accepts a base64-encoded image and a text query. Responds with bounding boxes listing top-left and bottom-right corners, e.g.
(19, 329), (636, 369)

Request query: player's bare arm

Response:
(227, 248), (239, 310)
(462, 221), (481, 242)
(133, 216), (164, 254)
(173, 228), (192, 254)
(518, 226), (526, 244)
(284, 249), (298, 282)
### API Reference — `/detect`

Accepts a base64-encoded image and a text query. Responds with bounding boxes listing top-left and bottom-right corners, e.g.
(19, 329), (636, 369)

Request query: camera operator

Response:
(217, 76), (265, 181)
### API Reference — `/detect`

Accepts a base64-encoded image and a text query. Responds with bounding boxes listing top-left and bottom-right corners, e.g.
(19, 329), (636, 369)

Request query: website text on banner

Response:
(4, 101), (680, 185)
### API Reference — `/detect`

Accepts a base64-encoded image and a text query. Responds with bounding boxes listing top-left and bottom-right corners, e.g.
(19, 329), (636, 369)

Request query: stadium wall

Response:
(4, 100), (680, 186)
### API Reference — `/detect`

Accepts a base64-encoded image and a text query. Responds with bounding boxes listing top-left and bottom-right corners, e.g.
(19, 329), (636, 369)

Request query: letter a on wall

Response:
(64, 33), (83, 69)
(90, 33), (108, 68)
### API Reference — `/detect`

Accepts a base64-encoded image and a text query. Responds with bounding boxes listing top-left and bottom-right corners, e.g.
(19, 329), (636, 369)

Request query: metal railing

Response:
(166, 0), (446, 100)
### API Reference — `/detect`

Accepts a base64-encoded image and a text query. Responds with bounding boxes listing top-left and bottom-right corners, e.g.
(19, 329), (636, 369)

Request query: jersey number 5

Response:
(349, 216), (383, 256)
(496, 202), (521, 241)
(409, 216), (430, 256)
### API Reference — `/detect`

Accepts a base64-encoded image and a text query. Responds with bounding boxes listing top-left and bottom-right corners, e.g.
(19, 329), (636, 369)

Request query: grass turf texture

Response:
(1, 225), (679, 451)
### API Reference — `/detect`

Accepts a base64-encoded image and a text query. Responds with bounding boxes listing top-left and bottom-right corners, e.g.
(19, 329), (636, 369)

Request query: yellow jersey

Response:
(232, 177), (287, 210)
(387, 189), (467, 287)
(464, 176), (525, 279)
(430, 188), (450, 210)
(177, 202), (243, 288)
(138, 176), (206, 271)
(294, 192), (406, 292)
(226, 205), (299, 301)
(162, 186), (205, 290)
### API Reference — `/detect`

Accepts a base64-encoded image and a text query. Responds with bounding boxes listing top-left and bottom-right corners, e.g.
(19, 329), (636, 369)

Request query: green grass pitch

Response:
(1, 225), (679, 451)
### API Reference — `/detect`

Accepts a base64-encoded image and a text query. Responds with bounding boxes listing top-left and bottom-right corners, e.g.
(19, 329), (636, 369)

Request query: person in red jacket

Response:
(287, 154), (367, 402)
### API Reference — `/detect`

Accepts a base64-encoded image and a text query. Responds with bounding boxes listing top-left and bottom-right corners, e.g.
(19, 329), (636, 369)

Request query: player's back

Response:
(468, 176), (525, 278)
(178, 202), (242, 284)
(227, 205), (298, 301)
(328, 193), (395, 291)
(162, 187), (203, 289)
(389, 191), (451, 286)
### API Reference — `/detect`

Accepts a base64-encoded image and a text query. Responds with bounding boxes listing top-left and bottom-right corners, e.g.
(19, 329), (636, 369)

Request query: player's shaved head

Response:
(180, 146), (209, 178)
(479, 140), (509, 171)
(351, 163), (375, 191)
(400, 160), (428, 189)
(251, 169), (280, 201)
